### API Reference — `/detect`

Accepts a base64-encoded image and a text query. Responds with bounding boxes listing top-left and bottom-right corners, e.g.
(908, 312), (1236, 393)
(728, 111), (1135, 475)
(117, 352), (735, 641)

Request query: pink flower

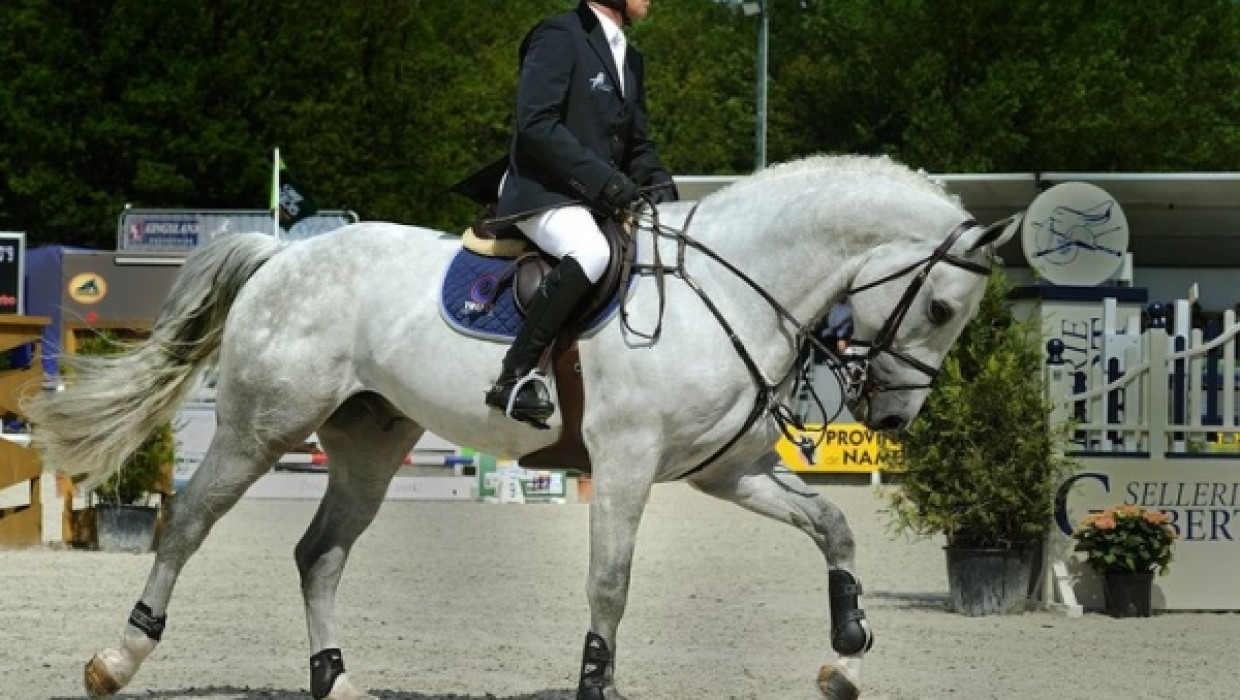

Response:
(1093, 516), (1116, 530)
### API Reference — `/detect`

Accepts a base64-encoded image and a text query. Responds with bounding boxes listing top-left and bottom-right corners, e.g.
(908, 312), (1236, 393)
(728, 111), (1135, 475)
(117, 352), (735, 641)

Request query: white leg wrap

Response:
(837, 656), (863, 684)
(89, 631), (156, 695)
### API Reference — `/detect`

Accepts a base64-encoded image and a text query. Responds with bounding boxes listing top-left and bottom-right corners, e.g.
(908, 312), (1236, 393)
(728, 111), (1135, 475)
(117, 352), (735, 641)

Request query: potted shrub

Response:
(1072, 505), (1177, 617)
(72, 331), (175, 552)
(91, 422), (174, 552)
(886, 271), (1075, 615)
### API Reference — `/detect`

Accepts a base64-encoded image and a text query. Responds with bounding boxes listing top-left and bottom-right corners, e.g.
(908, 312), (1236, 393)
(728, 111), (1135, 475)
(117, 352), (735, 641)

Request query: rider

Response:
(483, 0), (677, 425)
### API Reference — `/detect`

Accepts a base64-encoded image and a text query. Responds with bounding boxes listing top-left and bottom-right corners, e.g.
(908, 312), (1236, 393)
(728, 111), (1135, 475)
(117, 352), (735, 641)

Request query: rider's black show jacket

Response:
(456, 2), (673, 214)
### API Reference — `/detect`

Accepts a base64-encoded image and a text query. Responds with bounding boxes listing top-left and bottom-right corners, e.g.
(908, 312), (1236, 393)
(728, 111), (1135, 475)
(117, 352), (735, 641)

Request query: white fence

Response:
(1046, 298), (1240, 455)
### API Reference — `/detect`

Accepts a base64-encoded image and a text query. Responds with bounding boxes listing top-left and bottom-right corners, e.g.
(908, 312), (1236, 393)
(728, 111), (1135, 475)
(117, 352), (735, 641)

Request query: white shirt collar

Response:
(588, 5), (626, 48)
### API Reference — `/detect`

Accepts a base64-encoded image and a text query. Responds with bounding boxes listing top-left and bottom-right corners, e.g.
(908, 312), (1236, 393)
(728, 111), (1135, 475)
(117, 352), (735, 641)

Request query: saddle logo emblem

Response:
(589, 71), (612, 92)
(463, 273), (499, 317)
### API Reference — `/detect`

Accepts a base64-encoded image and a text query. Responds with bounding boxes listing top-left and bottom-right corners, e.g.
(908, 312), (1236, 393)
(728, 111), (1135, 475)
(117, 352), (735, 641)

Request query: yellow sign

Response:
(67, 272), (108, 305)
(775, 423), (901, 474)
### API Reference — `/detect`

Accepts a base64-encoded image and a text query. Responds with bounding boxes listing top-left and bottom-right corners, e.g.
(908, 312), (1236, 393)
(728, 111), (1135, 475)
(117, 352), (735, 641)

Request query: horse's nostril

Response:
(876, 415), (905, 432)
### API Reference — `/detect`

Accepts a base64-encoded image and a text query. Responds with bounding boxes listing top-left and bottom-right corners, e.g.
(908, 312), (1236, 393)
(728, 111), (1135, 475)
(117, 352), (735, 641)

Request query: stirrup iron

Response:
(504, 370), (554, 429)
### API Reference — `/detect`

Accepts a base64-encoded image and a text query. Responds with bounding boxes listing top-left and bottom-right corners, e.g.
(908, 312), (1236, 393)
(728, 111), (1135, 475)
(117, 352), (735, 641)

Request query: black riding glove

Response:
(599, 172), (639, 214)
(645, 177), (679, 205)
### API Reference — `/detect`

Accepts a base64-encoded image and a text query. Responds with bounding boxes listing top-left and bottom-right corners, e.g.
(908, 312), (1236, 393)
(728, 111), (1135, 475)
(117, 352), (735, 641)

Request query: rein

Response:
(626, 209), (990, 480)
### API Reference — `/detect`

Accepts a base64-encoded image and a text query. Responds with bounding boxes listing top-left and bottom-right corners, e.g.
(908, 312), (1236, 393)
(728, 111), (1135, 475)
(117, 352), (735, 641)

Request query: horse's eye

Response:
(928, 299), (954, 325)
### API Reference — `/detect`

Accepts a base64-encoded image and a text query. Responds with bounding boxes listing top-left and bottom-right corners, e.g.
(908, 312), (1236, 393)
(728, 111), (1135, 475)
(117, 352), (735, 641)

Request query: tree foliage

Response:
(2, 0), (1238, 249)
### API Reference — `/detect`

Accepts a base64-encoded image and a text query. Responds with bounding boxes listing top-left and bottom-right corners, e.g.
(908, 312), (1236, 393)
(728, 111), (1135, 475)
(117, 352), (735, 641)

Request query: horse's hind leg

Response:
(690, 453), (870, 700)
(84, 419), (296, 697)
(294, 393), (422, 700)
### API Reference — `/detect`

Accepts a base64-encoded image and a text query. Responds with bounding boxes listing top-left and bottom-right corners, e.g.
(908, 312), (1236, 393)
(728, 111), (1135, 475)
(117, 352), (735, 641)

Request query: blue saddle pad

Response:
(439, 249), (625, 342)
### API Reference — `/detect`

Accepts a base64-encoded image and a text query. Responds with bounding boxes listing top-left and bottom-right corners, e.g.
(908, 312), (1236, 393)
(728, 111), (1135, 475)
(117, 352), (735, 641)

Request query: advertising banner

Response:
(1053, 458), (1240, 610)
(775, 423), (900, 474)
(118, 209), (357, 252)
(0, 232), (25, 314)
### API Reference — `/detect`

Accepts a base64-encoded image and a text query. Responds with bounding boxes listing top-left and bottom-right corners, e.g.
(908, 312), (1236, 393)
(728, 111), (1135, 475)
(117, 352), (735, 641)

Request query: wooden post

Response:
(0, 315), (51, 548)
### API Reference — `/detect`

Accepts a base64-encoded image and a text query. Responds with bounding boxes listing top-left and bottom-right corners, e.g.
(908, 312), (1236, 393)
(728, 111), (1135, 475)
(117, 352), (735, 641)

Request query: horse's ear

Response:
(964, 213), (1021, 252)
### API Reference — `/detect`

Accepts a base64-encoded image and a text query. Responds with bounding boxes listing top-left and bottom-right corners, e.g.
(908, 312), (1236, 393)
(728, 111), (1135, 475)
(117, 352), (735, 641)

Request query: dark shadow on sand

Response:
(865, 589), (950, 611)
(52, 687), (576, 700)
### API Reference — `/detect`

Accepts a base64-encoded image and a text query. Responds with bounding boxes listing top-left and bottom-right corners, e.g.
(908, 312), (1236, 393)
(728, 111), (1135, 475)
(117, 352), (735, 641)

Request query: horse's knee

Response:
(811, 502), (857, 562)
(588, 571), (629, 601)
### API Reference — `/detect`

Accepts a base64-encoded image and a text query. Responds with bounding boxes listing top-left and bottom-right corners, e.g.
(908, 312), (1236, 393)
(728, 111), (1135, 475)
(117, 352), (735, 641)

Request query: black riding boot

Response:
(485, 256), (594, 426)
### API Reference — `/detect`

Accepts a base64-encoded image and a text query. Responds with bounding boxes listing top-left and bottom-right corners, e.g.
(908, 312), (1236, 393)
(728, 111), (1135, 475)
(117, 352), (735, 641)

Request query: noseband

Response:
(838, 219), (991, 402)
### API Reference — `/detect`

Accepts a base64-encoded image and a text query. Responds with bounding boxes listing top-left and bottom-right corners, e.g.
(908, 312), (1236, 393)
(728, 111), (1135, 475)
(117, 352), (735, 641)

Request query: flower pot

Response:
(944, 546), (1033, 616)
(1103, 570), (1154, 618)
(94, 504), (158, 553)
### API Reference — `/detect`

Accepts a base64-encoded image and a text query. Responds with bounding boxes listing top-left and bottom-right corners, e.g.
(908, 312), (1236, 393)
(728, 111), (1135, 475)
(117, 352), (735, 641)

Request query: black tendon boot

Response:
(485, 256), (594, 426)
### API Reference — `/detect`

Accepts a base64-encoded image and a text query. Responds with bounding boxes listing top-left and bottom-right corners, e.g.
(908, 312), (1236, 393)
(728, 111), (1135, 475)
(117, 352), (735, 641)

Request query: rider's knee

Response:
(569, 239), (610, 283)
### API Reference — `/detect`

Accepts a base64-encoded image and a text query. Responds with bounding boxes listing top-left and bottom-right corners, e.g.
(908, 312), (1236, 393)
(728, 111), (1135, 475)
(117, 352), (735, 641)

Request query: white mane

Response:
(710, 154), (961, 209)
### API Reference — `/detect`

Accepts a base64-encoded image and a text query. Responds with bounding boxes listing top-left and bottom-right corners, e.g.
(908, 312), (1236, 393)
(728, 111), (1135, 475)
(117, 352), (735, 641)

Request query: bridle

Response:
(838, 218), (993, 404)
(622, 201), (995, 479)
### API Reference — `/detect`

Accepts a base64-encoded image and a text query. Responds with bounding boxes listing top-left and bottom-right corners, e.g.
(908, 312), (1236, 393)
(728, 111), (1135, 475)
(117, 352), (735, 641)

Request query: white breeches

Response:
(516, 206), (611, 283)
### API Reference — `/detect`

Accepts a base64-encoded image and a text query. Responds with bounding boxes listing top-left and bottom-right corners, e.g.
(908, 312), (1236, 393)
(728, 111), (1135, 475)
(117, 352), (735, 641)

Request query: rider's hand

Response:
(645, 177), (679, 205)
(599, 172), (639, 214)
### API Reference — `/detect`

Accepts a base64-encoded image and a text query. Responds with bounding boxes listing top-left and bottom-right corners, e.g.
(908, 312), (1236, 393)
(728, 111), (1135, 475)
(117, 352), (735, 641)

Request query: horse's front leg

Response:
(577, 455), (656, 700)
(690, 453), (871, 700)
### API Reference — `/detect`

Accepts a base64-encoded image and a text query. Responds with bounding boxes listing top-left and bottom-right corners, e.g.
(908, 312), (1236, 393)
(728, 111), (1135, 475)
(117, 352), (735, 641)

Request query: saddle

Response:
(463, 212), (632, 327)
(448, 212), (637, 473)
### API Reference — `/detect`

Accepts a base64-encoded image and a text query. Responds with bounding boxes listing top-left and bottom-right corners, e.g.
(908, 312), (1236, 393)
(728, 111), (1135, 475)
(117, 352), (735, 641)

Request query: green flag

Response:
(271, 153), (319, 229)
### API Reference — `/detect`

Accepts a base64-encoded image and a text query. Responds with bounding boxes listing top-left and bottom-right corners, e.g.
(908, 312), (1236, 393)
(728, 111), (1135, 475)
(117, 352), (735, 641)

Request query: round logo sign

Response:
(1020, 182), (1129, 286)
(67, 272), (108, 305)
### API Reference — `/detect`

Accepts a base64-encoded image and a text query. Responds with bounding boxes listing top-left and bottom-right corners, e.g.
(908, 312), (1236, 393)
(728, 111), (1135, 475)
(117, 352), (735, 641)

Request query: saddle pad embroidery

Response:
(439, 249), (626, 342)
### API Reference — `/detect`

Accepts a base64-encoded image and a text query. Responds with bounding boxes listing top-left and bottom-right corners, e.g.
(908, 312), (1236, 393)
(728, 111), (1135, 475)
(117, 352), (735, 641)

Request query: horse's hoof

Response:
(576, 685), (626, 700)
(817, 662), (861, 700)
(324, 673), (377, 700)
(84, 655), (122, 698)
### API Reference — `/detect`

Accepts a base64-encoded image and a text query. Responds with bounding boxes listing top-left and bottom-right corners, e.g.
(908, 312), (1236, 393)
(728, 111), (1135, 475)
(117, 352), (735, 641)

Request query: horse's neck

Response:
(688, 178), (962, 329)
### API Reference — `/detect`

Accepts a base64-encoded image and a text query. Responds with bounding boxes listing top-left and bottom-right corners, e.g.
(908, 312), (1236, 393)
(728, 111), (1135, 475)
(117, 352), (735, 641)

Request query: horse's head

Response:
(841, 216), (1019, 432)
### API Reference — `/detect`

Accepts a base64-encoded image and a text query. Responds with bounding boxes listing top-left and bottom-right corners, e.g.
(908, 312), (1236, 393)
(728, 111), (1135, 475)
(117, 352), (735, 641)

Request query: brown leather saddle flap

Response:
(519, 341), (589, 473)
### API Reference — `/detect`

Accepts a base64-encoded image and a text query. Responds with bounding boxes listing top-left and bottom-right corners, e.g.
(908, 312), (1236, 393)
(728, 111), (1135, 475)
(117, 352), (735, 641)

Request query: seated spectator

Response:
(814, 301), (853, 362)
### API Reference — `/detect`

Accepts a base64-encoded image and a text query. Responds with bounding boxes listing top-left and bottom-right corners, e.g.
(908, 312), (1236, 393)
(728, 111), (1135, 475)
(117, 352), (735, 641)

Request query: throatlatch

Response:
(128, 601), (166, 642)
(310, 648), (346, 699)
(577, 631), (612, 700)
(828, 569), (874, 655)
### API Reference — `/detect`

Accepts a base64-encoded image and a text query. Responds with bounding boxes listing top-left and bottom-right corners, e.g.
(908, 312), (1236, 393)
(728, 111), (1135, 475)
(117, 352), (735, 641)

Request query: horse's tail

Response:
(25, 232), (284, 490)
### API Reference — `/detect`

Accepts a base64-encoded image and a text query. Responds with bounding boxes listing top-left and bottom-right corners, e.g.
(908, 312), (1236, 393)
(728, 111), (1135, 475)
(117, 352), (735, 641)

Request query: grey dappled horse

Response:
(28, 155), (1015, 700)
